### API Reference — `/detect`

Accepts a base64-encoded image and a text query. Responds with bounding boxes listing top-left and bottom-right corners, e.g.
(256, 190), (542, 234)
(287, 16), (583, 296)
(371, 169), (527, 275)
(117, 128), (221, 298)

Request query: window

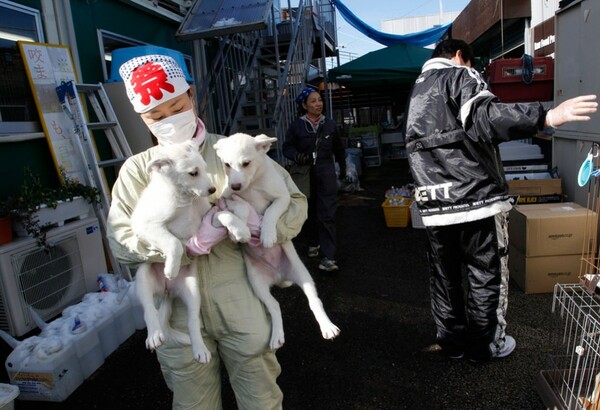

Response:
(98, 30), (146, 82)
(0, 0), (44, 134)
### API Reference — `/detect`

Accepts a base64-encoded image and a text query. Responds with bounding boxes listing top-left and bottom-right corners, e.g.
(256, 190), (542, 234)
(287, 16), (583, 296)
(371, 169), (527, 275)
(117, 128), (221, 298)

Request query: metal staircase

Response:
(191, 0), (337, 162)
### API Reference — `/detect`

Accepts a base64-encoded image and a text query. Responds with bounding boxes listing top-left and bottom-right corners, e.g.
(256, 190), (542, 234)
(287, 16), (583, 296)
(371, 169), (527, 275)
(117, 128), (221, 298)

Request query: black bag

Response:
(289, 123), (325, 199)
(289, 164), (311, 198)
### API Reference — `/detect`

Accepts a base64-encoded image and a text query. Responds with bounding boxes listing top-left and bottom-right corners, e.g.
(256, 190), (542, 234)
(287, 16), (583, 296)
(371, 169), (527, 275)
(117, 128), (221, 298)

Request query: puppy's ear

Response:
(254, 134), (278, 153)
(186, 138), (201, 151)
(213, 139), (224, 155)
(146, 158), (174, 174)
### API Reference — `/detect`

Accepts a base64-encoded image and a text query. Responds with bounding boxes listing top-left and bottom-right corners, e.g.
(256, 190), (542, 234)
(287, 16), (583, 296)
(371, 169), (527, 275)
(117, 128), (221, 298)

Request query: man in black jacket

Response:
(405, 39), (597, 362)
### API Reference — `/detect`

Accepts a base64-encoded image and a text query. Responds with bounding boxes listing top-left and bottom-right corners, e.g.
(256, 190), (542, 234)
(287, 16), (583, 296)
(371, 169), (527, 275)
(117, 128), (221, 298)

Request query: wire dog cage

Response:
(539, 284), (600, 409)
(537, 144), (600, 409)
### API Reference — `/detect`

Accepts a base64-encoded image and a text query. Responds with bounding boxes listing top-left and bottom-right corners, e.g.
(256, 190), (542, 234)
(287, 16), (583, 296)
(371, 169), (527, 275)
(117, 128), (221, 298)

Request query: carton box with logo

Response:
(507, 178), (562, 204)
(508, 245), (580, 294)
(508, 202), (594, 293)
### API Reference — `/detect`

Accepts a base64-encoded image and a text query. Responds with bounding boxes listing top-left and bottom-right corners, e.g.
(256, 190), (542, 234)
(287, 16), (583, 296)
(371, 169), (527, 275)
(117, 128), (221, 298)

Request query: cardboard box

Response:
(507, 178), (562, 204)
(509, 202), (594, 257)
(509, 245), (581, 293)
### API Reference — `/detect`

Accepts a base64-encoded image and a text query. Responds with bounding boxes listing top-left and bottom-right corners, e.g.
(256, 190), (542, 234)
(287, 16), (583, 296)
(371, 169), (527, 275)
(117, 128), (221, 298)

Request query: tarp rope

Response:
(332, 0), (451, 47)
(521, 54), (534, 85)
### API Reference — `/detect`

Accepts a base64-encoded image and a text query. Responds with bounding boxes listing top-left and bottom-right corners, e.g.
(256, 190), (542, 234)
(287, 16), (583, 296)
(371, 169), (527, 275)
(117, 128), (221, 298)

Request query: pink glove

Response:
(186, 206), (227, 255)
(546, 95), (597, 128)
(185, 195), (264, 255)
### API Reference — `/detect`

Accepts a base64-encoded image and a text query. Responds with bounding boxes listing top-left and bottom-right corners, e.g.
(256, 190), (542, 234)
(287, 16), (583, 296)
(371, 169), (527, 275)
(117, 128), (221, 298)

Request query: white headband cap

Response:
(119, 54), (190, 113)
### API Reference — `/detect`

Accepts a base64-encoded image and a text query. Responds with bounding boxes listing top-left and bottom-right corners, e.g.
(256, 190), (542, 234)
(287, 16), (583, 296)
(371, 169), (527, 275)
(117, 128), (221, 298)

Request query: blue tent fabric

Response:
(332, 0), (450, 47)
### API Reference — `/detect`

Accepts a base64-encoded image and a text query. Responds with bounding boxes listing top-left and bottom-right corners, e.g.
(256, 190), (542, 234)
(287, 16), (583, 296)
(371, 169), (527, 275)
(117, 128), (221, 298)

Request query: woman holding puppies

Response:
(107, 47), (307, 410)
(282, 87), (346, 272)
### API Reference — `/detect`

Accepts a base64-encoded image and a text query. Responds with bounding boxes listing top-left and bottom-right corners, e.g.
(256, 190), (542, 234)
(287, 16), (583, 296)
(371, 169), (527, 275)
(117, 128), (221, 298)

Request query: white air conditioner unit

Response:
(0, 216), (106, 337)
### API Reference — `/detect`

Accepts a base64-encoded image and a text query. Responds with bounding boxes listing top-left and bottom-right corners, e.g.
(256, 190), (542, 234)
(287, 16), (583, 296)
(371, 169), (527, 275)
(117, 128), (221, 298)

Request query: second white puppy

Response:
(214, 133), (340, 349)
(131, 140), (214, 363)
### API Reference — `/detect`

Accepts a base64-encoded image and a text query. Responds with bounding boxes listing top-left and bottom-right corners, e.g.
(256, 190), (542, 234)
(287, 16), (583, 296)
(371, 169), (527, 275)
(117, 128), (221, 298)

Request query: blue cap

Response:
(107, 45), (194, 83)
(295, 86), (318, 106)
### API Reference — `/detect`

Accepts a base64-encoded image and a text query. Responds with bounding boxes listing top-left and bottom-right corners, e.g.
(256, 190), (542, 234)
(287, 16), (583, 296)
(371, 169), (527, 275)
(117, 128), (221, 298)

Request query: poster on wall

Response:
(18, 41), (87, 184)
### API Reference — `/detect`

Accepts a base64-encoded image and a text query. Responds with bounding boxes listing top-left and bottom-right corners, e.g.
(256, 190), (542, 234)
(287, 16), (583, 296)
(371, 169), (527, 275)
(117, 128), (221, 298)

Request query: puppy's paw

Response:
(229, 225), (251, 243)
(269, 329), (285, 350)
(261, 229), (277, 248)
(146, 330), (165, 351)
(192, 346), (212, 364)
(163, 262), (180, 280)
(321, 323), (341, 340)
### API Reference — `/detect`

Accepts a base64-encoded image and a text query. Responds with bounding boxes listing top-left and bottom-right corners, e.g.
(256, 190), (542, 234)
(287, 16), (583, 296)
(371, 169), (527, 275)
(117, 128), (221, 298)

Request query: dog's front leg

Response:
(260, 196), (290, 248)
(214, 209), (251, 243)
(136, 263), (166, 351)
(144, 224), (184, 280)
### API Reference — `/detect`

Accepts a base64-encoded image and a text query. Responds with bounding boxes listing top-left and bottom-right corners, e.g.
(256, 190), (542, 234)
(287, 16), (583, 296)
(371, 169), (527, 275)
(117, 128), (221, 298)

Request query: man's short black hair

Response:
(432, 39), (474, 66)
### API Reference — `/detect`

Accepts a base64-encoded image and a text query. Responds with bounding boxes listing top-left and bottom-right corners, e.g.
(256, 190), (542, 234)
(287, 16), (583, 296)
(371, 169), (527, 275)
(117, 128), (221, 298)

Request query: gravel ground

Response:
(2, 159), (554, 409)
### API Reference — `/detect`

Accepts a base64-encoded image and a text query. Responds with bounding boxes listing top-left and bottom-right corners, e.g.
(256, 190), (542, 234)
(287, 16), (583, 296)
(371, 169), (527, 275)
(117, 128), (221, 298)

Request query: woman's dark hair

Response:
(432, 39), (474, 66)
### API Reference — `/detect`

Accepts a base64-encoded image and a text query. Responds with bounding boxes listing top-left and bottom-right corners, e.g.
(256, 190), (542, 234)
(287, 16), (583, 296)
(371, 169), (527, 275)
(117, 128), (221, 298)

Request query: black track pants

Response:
(425, 212), (510, 361)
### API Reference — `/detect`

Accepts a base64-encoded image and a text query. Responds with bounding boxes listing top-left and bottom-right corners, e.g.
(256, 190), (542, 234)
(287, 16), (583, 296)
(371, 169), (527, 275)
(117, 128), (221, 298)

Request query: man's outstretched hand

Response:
(546, 94), (598, 128)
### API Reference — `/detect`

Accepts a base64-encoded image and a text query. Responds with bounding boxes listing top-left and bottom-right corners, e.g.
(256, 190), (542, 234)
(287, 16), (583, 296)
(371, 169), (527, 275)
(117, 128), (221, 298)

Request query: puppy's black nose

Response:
(208, 187), (216, 195)
(231, 183), (242, 191)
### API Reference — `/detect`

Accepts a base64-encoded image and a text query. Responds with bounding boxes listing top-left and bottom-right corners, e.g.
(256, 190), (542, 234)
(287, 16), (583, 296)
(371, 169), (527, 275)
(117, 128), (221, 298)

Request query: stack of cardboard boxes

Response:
(508, 201), (593, 293)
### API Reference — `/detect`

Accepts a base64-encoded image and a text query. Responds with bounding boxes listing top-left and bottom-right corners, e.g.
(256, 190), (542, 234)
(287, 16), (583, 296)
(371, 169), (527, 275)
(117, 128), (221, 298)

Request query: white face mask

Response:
(148, 108), (197, 146)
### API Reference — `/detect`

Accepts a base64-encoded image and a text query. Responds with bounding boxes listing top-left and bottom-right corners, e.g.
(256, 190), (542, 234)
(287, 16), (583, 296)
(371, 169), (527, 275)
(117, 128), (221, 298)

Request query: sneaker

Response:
(318, 257), (339, 272)
(308, 245), (320, 258)
(493, 335), (516, 359)
(448, 352), (464, 360)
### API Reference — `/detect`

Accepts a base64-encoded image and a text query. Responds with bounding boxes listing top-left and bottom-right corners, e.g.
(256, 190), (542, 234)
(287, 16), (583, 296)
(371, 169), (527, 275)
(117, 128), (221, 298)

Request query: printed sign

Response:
(18, 41), (87, 183)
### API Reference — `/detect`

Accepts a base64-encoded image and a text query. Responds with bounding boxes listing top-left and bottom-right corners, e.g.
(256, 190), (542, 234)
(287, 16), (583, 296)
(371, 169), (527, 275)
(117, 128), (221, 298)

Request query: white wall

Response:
(381, 12), (460, 35)
(531, 0), (560, 27)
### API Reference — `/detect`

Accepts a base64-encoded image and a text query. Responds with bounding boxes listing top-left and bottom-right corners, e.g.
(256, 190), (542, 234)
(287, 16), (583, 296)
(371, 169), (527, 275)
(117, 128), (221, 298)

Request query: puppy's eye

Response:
(225, 163), (231, 168)
(189, 168), (199, 177)
(242, 161), (250, 168)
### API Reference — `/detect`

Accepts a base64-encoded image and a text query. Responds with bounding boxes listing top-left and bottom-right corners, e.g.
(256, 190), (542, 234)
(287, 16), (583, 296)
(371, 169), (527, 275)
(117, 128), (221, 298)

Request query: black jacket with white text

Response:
(404, 57), (550, 227)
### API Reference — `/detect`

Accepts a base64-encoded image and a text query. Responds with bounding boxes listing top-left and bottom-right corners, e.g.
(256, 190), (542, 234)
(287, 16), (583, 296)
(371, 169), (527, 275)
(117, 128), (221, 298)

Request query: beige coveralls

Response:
(107, 131), (308, 410)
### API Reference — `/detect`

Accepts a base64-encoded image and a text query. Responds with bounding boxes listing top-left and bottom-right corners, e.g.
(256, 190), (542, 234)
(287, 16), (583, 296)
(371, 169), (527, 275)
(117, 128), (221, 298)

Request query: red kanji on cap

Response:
(119, 54), (190, 113)
(131, 62), (175, 107)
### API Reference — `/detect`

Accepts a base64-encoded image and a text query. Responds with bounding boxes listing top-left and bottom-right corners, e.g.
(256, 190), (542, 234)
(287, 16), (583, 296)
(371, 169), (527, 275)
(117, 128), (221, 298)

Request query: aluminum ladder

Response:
(56, 80), (133, 281)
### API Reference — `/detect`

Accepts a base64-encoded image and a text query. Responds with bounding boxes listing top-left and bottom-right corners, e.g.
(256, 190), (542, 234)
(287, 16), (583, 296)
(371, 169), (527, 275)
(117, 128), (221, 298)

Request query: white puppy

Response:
(131, 140), (214, 363)
(214, 133), (340, 349)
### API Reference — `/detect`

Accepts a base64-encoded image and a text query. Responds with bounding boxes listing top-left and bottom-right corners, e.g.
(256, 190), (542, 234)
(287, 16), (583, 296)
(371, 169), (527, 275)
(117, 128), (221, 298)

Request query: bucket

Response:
(0, 384), (19, 410)
(5, 335), (83, 402)
(346, 148), (362, 176)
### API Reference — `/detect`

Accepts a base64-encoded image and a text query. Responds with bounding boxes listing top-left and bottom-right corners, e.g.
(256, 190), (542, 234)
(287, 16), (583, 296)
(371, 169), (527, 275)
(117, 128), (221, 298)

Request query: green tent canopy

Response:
(328, 43), (433, 91)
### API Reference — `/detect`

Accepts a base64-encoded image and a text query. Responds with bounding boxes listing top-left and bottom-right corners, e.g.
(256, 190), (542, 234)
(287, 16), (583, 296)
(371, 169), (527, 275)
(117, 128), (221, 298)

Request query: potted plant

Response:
(10, 168), (101, 251)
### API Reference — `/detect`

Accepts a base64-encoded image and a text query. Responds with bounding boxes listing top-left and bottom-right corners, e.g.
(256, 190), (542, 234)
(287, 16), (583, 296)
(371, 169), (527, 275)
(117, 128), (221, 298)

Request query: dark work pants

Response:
(306, 162), (338, 261)
(425, 212), (510, 361)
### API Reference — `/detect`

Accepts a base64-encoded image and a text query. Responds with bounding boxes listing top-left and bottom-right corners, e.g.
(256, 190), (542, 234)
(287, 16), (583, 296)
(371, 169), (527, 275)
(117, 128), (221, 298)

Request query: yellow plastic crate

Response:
(382, 197), (412, 227)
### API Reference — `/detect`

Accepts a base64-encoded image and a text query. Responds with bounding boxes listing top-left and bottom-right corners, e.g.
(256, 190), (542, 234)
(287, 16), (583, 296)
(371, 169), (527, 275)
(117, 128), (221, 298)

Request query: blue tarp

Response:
(332, 0), (451, 47)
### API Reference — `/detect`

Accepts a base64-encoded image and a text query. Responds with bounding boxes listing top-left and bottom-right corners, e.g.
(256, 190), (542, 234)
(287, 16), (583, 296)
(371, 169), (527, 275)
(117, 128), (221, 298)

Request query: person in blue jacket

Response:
(283, 87), (346, 272)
